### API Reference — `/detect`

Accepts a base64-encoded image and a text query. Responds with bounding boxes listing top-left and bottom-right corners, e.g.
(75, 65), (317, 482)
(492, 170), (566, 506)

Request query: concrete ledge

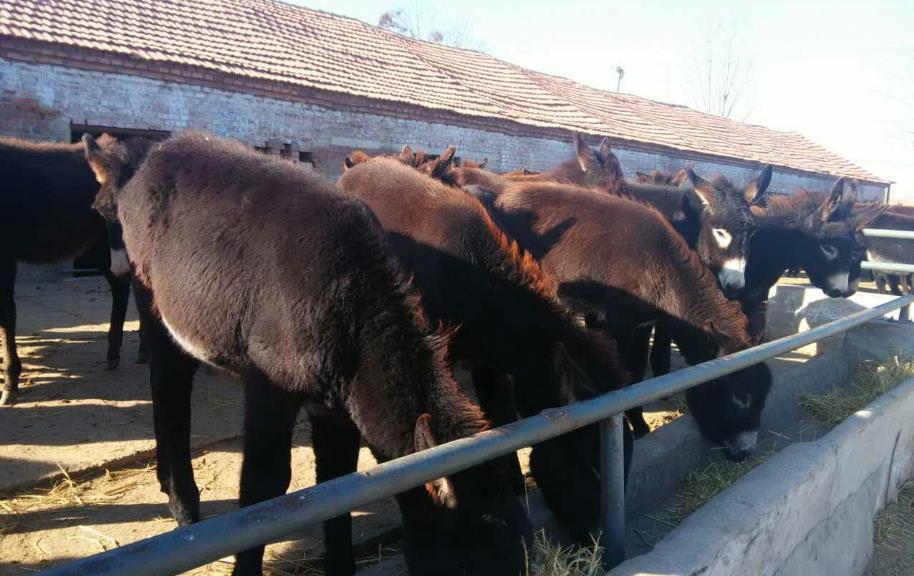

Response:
(610, 375), (914, 576)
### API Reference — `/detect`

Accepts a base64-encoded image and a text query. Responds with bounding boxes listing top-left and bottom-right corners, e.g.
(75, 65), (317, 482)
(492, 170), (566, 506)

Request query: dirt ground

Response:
(2, 276), (674, 575)
(1, 274), (830, 574)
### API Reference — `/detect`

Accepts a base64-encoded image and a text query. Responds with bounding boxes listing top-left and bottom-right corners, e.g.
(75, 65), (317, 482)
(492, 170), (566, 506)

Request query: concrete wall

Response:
(610, 334), (914, 576)
(0, 57), (885, 199)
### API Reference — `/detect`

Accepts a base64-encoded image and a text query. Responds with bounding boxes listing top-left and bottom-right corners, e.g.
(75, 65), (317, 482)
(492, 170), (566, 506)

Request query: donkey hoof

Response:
(106, 357), (120, 371)
(0, 389), (18, 406)
(136, 352), (149, 365)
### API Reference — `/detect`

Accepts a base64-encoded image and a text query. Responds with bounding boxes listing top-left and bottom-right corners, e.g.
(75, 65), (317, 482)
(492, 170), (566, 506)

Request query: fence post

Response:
(599, 412), (626, 570)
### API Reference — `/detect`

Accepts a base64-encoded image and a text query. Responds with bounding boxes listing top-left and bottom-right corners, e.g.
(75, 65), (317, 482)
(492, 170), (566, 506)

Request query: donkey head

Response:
(570, 134), (626, 192)
(687, 361), (772, 461)
(401, 414), (531, 576)
(83, 134), (153, 279)
(794, 179), (885, 297)
(82, 133), (152, 221)
(683, 165), (772, 296)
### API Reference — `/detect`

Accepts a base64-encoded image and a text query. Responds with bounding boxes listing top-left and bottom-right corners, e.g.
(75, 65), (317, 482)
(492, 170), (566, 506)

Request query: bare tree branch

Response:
(690, 31), (754, 118)
(378, 3), (485, 50)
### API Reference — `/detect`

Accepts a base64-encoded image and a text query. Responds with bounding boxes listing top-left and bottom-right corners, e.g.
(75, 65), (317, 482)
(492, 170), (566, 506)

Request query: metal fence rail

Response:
(40, 293), (914, 576)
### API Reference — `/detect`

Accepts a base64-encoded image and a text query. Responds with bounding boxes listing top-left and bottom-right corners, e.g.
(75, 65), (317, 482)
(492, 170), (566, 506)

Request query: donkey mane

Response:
(754, 189), (847, 229)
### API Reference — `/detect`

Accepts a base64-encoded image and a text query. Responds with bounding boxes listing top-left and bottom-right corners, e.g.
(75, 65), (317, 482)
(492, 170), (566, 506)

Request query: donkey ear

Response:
(477, 158), (488, 170)
(744, 165), (772, 206)
(82, 133), (110, 184)
(851, 202), (887, 231)
(399, 145), (414, 163)
(343, 150), (370, 171)
(685, 168), (719, 209)
(429, 146), (457, 180)
(574, 134), (600, 174)
(599, 138), (613, 162)
(819, 177), (849, 222)
(414, 414), (458, 508)
(635, 171), (651, 182)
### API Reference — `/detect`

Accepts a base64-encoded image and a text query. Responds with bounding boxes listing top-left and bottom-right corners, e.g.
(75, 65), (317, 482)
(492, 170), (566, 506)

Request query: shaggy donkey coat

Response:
(0, 136), (138, 405)
(742, 180), (885, 339)
(339, 155), (629, 543)
(84, 132), (529, 576)
(449, 171), (772, 460)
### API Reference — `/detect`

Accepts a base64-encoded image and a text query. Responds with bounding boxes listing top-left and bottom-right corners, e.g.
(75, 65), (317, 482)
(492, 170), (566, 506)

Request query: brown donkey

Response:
(0, 136), (143, 405)
(339, 154), (630, 543)
(83, 132), (530, 576)
(458, 177), (772, 458)
(451, 139), (771, 436)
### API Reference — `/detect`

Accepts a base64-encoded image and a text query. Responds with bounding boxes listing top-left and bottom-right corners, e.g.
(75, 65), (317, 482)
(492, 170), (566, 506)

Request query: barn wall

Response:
(0, 56), (885, 200)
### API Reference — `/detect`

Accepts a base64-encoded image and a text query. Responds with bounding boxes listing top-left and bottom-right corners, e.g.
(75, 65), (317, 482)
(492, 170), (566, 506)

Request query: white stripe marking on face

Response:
(712, 228), (733, 249)
(723, 258), (746, 275)
(109, 248), (131, 278)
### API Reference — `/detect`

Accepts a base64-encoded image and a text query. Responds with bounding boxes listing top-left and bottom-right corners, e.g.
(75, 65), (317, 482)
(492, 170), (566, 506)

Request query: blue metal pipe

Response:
(40, 294), (914, 576)
(599, 413), (626, 569)
(861, 228), (914, 240)
(862, 261), (914, 274)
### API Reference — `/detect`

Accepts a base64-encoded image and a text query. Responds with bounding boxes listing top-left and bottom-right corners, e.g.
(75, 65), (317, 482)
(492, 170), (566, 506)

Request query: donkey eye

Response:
(731, 392), (751, 410)
(820, 244), (839, 260)
(712, 228), (732, 249)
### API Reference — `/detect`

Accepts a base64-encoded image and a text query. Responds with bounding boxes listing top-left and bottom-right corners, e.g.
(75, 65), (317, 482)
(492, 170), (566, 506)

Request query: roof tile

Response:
(0, 0), (888, 183)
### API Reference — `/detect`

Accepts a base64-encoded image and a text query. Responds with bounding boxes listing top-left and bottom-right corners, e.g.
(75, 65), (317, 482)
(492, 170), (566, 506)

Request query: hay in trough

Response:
(800, 357), (914, 428)
(526, 530), (604, 576)
(663, 452), (771, 526)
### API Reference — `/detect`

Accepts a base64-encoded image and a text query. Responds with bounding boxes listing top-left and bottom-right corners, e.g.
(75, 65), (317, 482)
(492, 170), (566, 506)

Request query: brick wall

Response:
(0, 56), (886, 201)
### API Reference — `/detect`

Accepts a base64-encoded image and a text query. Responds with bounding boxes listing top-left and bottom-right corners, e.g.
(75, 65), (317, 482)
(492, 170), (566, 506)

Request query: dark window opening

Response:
(255, 141), (316, 171)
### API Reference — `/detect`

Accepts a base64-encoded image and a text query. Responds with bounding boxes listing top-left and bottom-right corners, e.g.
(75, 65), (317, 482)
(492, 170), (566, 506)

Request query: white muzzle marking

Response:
(725, 430), (758, 455)
(109, 248), (131, 278)
(827, 271), (850, 294)
(723, 258), (747, 275)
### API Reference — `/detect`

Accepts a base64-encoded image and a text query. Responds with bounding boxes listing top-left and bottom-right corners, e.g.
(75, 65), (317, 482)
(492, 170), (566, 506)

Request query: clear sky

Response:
(294, 0), (914, 201)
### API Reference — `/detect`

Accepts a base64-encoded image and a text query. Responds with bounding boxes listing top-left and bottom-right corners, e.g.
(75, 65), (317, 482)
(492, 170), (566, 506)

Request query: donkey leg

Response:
(623, 324), (653, 438)
(0, 258), (21, 406)
(104, 270), (130, 370)
(233, 371), (303, 576)
(310, 411), (361, 576)
(471, 366), (525, 493)
(649, 321), (673, 377)
(134, 279), (200, 524)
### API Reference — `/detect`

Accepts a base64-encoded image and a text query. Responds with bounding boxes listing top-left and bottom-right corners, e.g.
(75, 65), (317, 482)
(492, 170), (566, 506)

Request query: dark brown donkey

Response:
(339, 154), (629, 543)
(621, 164), (771, 435)
(83, 132), (530, 576)
(456, 176), (772, 462)
(457, 137), (771, 437)
(742, 180), (885, 339)
(0, 136), (142, 405)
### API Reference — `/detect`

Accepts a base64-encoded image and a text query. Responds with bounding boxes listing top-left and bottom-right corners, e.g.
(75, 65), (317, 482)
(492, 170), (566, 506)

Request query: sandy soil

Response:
(0, 276), (699, 574)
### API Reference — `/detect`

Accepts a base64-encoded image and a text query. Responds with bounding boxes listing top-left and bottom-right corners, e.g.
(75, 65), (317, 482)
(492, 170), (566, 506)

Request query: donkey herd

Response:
(0, 129), (903, 575)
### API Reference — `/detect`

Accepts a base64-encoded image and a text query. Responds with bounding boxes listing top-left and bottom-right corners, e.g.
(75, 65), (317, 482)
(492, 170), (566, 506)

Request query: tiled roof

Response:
(0, 0), (889, 183)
